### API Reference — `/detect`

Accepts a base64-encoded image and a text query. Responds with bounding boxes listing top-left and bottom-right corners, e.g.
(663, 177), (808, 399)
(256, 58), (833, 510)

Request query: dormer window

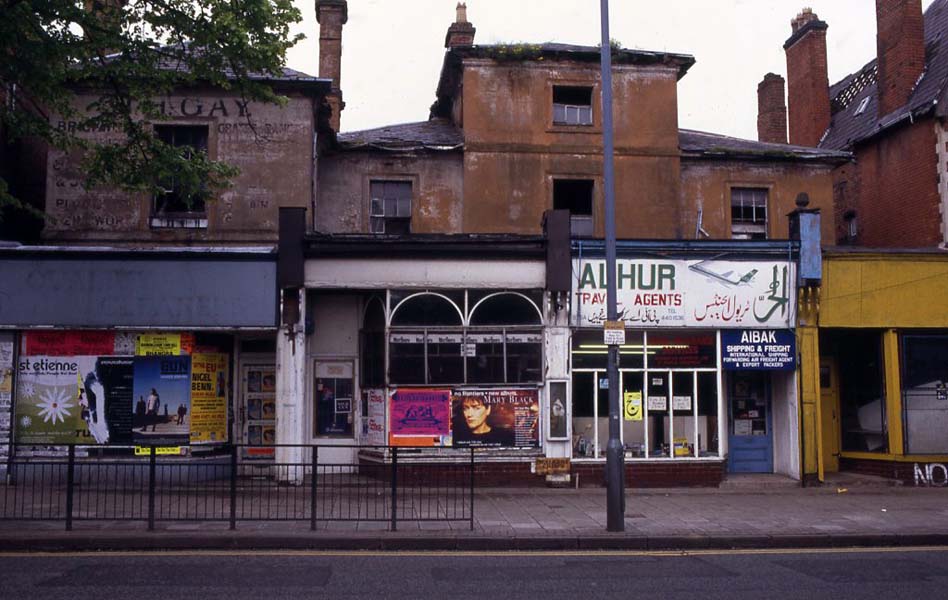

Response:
(553, 86), (593, 126)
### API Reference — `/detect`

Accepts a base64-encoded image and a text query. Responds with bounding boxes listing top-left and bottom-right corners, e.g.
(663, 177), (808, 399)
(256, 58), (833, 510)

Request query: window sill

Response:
(547, 125), (601, 134)
(150, 216), (209, 229)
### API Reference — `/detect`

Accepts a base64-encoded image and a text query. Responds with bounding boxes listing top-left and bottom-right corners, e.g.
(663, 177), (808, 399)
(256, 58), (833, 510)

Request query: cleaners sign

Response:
(721, 330), (796, 371)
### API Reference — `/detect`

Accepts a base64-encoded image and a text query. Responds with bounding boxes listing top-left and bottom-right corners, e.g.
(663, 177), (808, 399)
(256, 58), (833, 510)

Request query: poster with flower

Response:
(14, 355), (134, 445)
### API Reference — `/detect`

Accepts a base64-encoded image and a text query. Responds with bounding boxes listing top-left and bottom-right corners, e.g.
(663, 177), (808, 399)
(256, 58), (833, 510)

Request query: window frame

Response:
(552, 85), (594, 127)
(552, 177), (595, 237)
(368, 178), (413, 234)
(150, 123), (212, 230)
(729, 186), (770, 240)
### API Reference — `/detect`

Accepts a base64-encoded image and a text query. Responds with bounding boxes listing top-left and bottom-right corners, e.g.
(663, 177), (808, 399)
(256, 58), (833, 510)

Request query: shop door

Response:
(240, 361), (277, 460)
(819, 359), (840, 473)
(728, 372), (773, 473)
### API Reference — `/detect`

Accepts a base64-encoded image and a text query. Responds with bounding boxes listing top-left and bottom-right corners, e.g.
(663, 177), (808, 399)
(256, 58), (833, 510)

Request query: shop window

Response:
(360, 297), (385, 388)
(391, 293), (462, 327)
(151, 125), (209, 228)
(730, 187), (768, 240)
(388, 291), (542, 386)
(369, 180), (412, 234)
(469, 293), (542, 326)
(314, 361), (355, 437)
(553, 179), (594, 237)
(648, 332), (717, 369)
(831, 330), (887, 453)
(570, 329), (644, 370)
(553, 86), (593, 126)
(902, 335), (948, 454)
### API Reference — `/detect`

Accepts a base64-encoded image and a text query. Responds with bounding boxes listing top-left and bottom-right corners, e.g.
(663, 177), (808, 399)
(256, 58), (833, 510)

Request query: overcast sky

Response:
(285, 0), (937, 140)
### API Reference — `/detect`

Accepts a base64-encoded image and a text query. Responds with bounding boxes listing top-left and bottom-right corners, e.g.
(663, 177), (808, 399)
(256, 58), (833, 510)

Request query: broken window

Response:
(902, 335), (948, 454)
(553, 86), (593, 126)
(553, 179), (594, 237)
(369, 180), (412, 234)
(151, 125), (209, 222)
(731, 187), (768, 240)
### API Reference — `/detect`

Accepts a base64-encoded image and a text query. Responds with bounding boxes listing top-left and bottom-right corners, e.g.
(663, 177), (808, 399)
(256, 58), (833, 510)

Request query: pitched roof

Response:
(334, 119), (851, 165)
(821, 0), (948, 150)
(680, 129), (850, 164)
(97, 42), (328, 90)
(335, 119), (464, 151)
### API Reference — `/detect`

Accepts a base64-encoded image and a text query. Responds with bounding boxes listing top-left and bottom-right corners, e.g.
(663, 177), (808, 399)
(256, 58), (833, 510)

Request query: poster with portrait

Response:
(451, 389), (540, 448)
(131, 356), (192, 446)
(14, 355), (133, 445)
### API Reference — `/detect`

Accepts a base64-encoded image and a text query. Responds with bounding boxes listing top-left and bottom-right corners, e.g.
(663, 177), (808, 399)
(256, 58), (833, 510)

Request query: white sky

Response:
(286, 0), (936, 139)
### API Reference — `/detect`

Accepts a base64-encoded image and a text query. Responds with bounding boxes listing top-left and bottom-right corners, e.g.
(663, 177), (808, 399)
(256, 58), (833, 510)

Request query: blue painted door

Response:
(728, 373), (773, 473)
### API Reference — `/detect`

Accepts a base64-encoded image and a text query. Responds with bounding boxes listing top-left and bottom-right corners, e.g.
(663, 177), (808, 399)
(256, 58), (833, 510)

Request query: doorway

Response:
(728, 372), (773, 473)
(819, 358), (840, 472)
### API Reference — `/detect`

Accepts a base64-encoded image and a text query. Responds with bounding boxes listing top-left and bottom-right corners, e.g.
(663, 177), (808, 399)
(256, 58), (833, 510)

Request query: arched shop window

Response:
(387, 290), (544, 385)
(360, 296), (386, 388)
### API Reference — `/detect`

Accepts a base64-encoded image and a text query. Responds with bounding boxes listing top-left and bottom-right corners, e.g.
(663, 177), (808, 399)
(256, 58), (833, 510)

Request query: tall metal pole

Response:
(600, 0), (625, 532)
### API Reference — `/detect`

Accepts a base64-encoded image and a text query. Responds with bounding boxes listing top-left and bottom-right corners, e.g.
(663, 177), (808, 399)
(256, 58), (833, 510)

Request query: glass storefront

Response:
(570, 330), (721, 460)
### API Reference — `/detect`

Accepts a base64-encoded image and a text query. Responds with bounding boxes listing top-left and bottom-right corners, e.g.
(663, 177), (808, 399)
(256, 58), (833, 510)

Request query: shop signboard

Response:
(572, 258), (795, 328)
(451, 389), (540, 448)
(721, 329), (796, 371)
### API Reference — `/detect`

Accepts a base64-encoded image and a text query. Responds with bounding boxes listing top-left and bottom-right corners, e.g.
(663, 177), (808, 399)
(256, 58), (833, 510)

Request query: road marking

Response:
(2, 546), (948, 558)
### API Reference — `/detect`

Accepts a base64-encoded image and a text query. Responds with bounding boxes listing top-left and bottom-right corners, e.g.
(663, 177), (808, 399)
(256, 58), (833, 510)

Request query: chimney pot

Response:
(445, 3), (476, 48)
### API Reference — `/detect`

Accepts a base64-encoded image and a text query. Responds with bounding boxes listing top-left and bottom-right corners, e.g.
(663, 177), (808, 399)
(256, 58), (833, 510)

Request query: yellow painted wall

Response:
(821, 253), (948, 328)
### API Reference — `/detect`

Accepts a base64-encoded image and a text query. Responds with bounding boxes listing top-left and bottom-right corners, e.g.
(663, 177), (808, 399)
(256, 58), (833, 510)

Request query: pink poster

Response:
(389, 389), (451, 438)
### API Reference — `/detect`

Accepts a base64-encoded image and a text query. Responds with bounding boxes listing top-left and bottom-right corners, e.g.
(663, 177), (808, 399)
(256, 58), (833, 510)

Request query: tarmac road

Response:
(3, 547), (948, 599)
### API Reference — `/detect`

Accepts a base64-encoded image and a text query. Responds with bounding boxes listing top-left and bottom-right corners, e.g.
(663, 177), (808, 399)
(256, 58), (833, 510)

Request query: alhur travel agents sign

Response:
(572, 258), (795, 329)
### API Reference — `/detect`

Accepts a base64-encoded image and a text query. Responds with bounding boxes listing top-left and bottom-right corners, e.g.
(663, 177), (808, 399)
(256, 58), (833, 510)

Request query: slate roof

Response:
(680, 129), (850, 163)
(336, 119), (850, 164)
(821, 0), (948, 150)
(336, 119), (464, 151)
(98, 42), (327, 88)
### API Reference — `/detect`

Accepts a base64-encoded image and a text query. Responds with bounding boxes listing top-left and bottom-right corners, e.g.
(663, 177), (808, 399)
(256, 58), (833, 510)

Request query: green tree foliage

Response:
(0, 0), (303, 214)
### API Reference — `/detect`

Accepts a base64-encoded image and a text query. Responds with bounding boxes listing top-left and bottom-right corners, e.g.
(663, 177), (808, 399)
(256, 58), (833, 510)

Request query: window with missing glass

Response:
(152, 125), (210, 227)
(553, 86), (593, 126)
(731, 187), (768, 240)
(387, 290), (543, 386)
(370, 180), (412, 234)
(902, 334), (948, 454)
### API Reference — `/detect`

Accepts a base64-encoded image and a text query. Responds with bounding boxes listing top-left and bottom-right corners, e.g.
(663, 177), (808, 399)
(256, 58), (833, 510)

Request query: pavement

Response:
(3, 473), (948, 552)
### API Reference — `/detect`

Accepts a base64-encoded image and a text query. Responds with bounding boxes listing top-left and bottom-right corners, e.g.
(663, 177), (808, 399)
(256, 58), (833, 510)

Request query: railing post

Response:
(469, 447), (475, 531)
(229, 444), (238, 530)
(390, 446), (398, 532)
(147, 446), (156, 531)
(310, 446), (318, 531)
(65, 445), (75, 531)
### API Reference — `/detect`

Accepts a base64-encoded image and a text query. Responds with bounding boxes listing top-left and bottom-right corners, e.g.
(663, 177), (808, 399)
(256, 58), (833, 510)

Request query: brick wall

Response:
(836, 118), (942, 247)
(359, 456), (725, 488)
(876, 0), (926, 117)
(785, 13), (831, 147)
(757, 73), (788, 144)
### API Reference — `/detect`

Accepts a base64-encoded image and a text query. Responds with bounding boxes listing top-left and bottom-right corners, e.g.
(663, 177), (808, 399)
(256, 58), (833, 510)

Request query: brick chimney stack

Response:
(315, 0), (347, 132)
(757, 73), (788, 144)
(445, 3), (476, 48)
(784, 8), (831, 147)
(876, 0), (926, 117)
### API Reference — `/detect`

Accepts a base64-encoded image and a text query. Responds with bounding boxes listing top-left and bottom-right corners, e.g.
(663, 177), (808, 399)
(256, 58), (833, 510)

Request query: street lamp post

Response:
(599, 0), (625, 532)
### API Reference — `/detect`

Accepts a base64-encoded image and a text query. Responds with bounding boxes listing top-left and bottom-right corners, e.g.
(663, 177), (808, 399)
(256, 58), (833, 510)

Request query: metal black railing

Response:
(0, 444), (475, 531)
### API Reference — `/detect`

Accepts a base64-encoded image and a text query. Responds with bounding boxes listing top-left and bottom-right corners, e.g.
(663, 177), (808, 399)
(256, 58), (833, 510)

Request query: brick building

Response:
(765, 0), (948, 247)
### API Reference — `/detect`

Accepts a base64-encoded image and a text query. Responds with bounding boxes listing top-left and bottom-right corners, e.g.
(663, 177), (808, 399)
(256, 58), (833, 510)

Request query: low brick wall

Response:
(357, 456), (726, 488)
(840, 456), (948, 485)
